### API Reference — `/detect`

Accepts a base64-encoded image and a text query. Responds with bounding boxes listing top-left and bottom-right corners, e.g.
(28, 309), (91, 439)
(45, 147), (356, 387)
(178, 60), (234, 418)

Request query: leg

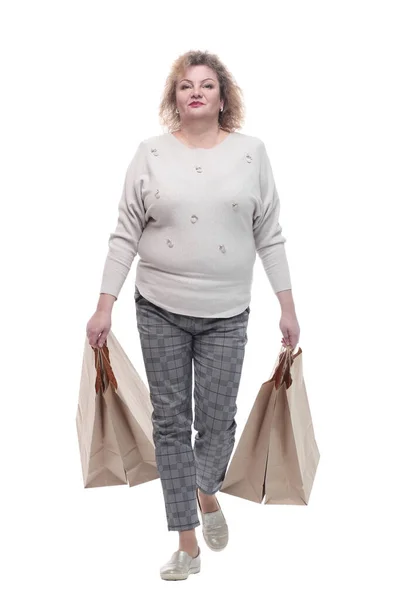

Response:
(135, 288), (201, 533)
(192, 307), (250, 497)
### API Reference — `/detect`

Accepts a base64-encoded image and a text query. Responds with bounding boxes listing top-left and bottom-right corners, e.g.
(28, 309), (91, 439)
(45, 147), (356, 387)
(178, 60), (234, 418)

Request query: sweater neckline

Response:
(167, 131), (235, 151)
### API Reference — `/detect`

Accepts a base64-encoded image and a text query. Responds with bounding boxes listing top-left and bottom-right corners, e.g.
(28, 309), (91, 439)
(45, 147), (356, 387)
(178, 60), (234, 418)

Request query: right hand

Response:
(86, 309), (112, 349)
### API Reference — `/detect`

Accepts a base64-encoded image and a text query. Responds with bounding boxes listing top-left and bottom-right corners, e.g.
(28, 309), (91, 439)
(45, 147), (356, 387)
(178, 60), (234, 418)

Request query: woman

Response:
(86, 49), (300, 580)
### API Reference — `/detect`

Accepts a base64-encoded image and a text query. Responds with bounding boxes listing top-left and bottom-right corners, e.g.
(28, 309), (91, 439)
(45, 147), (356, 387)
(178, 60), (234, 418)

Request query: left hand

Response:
(279, 311), (300, 351)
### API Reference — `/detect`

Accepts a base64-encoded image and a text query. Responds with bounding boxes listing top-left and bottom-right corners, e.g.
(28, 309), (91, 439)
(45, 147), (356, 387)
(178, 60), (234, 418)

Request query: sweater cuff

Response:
(99, 256), (131, 300)
(257, 242), (292, 293)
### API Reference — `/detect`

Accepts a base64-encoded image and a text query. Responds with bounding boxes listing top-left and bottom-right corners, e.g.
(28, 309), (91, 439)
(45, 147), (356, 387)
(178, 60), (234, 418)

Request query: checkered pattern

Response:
(134, 286), (249, 532)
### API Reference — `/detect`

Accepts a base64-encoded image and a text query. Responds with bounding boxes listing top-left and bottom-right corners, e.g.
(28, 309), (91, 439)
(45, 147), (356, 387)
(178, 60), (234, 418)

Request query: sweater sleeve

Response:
(99, 141), (148, 300)
(252, 140), (292, 293)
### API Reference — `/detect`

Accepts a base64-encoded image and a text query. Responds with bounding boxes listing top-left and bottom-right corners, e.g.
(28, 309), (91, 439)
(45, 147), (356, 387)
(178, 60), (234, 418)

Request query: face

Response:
(175, 65), (223, 125)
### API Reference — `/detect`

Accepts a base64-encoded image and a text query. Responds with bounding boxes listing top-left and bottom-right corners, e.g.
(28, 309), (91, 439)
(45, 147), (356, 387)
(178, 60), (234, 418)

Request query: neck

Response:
(177, 123), (224, 147)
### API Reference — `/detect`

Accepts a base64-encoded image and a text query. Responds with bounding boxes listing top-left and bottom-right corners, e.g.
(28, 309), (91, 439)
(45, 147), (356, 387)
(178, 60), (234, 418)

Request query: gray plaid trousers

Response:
(134, 286), (250, 532)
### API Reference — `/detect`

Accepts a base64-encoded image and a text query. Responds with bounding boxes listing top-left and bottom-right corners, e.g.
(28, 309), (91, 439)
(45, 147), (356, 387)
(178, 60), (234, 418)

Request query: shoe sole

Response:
(160, 565), (201, 580)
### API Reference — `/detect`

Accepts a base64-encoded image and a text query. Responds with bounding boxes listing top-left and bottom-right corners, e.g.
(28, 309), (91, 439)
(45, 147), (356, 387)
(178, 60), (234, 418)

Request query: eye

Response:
(180, 83), (214, 89)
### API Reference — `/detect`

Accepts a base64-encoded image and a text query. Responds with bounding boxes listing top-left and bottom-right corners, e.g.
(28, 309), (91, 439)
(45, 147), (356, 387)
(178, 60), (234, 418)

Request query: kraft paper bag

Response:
(220, 345), (320, 505)
(76, 331), (159, 489)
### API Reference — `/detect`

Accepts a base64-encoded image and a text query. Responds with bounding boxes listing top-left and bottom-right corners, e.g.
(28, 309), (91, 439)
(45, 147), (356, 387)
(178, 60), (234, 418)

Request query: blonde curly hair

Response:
(159, 49), (246, 133)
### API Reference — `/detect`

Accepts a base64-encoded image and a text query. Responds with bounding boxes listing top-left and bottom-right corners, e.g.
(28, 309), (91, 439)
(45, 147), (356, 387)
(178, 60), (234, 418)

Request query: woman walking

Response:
(86, 49), (300, 581)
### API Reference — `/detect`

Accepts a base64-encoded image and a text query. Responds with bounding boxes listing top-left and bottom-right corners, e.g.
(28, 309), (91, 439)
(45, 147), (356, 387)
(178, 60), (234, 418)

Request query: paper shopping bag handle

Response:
(272, 344), (301, 390)
(273, 347), (292, 389)
(92, 341), (118, 394)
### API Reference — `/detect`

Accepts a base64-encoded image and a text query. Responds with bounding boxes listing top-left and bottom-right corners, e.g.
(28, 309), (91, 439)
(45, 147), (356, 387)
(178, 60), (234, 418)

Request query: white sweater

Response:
(99, 131), (292, 318)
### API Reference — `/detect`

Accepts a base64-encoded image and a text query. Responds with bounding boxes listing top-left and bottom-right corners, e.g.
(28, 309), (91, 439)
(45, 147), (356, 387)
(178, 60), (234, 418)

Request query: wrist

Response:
(97, 293), (116, 313)
(276, 289), (295, 314)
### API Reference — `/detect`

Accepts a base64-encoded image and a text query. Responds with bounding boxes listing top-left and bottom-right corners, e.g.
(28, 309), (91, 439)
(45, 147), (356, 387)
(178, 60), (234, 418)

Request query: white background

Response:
(1, 0), (399, 597)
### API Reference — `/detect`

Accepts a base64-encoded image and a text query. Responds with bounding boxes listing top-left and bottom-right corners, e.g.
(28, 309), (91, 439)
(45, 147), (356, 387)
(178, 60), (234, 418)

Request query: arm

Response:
(98, 141), (147, 310)
(253, 141), (294, 313)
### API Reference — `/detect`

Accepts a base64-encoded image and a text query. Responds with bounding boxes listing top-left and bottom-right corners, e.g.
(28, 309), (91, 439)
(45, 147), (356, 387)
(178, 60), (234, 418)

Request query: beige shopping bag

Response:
(76, 331), (159, 488)
(220, 345), (320, 505)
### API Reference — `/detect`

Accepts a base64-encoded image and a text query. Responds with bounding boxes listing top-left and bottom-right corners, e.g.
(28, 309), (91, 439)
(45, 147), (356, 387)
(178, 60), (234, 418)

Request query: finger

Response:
(98, 334), (107, 348)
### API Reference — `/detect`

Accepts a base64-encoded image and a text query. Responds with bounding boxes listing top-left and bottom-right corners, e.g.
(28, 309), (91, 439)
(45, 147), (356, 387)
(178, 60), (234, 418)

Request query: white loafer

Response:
(160, 547), (201, 580)
(196, 488), (229, 551)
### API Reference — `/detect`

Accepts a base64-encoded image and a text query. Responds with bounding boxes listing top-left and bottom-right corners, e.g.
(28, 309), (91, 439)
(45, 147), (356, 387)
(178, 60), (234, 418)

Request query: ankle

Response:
(197, 488), (218, 503)
(179, 540), (198, 550)
(178, 530), (197, 545)
(197, 488), (219, 511)
(178, 538), (199, 556)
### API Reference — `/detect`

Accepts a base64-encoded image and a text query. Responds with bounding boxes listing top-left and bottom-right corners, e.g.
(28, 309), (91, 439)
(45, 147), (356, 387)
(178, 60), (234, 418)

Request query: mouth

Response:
(189, 102), (204, 107)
